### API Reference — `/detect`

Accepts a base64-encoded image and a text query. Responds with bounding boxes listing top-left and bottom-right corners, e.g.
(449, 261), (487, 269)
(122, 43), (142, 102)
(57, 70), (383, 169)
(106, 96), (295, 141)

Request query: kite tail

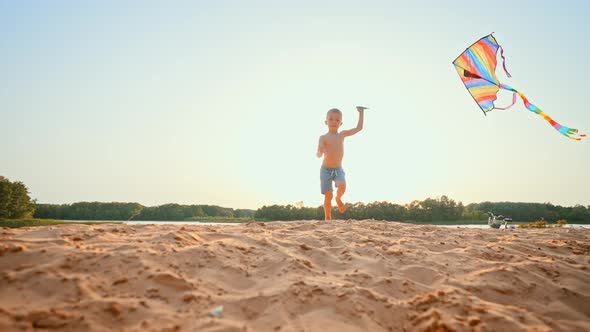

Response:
(500, 84), (586, 141)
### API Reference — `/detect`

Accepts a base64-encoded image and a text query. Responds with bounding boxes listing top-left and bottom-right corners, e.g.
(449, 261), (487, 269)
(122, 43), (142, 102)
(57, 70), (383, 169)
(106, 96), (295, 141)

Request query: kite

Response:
(453, 34), (585, 141)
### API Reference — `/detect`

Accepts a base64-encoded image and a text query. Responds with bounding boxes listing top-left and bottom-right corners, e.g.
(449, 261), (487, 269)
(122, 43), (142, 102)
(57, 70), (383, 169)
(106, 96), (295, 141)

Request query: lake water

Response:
(61, 220), (590, 228)
(437, 224), (589, 229)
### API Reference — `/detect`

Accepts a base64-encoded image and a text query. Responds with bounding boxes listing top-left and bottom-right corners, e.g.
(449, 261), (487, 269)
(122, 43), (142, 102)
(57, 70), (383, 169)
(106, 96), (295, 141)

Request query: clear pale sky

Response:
(2, 0), (589, 209)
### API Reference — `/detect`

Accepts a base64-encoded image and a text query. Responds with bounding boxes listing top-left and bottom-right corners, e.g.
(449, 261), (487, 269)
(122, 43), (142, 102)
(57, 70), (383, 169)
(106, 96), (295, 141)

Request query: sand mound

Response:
(1, 220), (589, 331)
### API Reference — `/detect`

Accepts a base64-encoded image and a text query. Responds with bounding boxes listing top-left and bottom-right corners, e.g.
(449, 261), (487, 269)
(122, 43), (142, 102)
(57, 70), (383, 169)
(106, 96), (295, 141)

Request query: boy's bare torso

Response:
(319, 132), (345, 168)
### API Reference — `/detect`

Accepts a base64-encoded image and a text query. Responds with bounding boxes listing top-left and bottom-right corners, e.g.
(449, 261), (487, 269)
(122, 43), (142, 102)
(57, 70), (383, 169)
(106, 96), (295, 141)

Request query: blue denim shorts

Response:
(320, 166), (346, 194)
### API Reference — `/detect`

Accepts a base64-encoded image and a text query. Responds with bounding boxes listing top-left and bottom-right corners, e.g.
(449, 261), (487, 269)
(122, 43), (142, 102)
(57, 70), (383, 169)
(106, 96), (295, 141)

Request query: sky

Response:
(1, 0), (589, 209)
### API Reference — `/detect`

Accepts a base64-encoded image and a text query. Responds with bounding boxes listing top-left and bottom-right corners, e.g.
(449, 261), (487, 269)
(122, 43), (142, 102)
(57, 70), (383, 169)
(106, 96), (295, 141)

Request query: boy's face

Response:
(325, 112), (342, 129)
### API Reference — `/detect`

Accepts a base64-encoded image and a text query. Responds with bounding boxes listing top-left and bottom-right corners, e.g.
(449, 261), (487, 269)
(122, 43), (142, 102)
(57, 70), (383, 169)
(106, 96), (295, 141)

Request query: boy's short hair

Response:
(326, 108), (342, 118)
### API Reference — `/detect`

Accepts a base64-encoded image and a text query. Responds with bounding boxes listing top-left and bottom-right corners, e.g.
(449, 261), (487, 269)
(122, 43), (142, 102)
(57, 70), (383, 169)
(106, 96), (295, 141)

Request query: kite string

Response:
(493, 92), (517, 110)
(498, 45), (512, 78)
(499, 84), (586, 141)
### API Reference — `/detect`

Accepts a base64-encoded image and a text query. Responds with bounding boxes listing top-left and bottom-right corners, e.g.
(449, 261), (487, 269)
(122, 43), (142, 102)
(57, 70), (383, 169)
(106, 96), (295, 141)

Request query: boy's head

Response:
(325, 108), (343, 129)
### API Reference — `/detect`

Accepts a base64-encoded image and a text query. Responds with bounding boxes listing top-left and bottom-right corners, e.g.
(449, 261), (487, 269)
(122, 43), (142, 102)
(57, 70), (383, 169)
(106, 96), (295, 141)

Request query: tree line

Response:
(254, 196), (466, 221)
(34, 202), (255, 221)
(255, 196), (590, 223)
(27, 199), (590, 222)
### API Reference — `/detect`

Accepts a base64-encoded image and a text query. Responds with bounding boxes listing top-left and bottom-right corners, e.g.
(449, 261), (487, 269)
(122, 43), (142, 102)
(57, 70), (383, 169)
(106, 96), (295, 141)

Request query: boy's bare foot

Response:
(336, 198), (347, 213)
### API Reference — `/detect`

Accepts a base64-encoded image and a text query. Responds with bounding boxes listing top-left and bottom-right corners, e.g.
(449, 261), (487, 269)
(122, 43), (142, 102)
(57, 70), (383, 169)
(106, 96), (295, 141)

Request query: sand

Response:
(1, 220), (589, 331)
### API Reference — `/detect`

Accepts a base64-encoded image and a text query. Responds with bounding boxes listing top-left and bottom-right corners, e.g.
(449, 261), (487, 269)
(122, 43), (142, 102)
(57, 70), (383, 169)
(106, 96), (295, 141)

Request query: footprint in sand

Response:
(402, 265), (442, 286)
(150, 272), (193, 291)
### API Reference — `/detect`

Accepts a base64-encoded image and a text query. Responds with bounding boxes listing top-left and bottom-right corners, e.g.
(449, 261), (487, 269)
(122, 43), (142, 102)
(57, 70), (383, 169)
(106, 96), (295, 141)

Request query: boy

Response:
(317, 106), (367, 220)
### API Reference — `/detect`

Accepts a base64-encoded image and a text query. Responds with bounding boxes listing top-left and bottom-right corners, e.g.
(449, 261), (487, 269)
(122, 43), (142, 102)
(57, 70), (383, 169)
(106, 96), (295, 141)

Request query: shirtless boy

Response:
(316, 106), (366, 220)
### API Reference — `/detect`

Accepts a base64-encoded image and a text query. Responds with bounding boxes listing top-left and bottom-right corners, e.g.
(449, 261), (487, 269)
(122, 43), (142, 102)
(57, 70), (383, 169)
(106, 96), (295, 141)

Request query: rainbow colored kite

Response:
(453, 34), (585, 141)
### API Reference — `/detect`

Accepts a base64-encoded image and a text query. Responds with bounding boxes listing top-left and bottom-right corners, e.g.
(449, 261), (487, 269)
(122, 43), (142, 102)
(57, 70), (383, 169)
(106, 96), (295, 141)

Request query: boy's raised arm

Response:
(341, 106), (365, 137)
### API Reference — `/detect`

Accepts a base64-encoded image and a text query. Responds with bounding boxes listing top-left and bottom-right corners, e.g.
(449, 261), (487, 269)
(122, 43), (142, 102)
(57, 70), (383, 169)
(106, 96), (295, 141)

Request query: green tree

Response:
(0, 176), (36, 219)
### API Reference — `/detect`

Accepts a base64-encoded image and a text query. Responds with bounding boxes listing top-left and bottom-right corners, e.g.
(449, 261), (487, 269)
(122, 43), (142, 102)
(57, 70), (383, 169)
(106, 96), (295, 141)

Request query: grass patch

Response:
(0, 219), (121, 228)
(518, 219), (568, 229)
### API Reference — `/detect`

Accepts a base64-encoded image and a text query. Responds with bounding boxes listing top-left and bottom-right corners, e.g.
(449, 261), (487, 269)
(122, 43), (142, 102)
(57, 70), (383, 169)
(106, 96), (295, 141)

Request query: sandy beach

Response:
(1, 220), (589, 331)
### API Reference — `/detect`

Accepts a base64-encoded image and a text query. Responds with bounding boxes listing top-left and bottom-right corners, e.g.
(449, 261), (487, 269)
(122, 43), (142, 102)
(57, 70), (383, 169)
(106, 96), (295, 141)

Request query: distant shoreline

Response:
(2, 218), (588, 228)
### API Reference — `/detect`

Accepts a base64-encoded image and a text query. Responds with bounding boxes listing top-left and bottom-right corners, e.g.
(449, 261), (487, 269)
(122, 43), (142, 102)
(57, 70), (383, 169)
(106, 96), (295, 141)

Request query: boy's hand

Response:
(342, 107), (366, 137)
(317, 137), (325, 158)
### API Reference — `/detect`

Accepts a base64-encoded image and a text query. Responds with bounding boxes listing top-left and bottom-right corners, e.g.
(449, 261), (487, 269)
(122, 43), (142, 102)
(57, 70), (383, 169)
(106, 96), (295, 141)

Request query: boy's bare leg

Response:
(335, 182), (347, 213)
(323, 191), (333, 220)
